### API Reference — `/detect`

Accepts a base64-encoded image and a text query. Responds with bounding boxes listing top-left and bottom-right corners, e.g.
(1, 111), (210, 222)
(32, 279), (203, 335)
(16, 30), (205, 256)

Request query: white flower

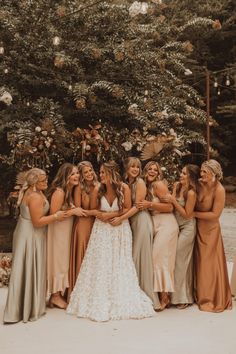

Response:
(45, 141), (51, 148)
(41, 130), (48, 136)
(35, 126), (42, 132)
(161, 167), (166, 171)
(51, 129), (55, 135)
(129, 1), (148, 17)
(184, 69), (193, 76)
(0, 91), (13, 106)
(122, 141), (133, 151)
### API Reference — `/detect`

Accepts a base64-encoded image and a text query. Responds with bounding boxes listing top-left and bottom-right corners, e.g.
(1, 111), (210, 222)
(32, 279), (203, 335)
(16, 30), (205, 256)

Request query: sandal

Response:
(176, 303), (189, 309)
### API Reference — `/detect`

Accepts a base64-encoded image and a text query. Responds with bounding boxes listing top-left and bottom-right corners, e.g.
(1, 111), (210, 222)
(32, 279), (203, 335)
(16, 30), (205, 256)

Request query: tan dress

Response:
(67, 191), (94, 299)
(47, 198), (74, 295)
(4, 201), (49, 323)
(152, 197), (179, 292)
(194, 193), (232, 312)
(130, 180), (160, 310)
(171, 198), (196, 304)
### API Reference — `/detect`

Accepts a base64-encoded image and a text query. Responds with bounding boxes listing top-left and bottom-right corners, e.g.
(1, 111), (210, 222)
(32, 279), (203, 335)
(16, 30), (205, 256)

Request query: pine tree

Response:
(0, 0), (220, 191)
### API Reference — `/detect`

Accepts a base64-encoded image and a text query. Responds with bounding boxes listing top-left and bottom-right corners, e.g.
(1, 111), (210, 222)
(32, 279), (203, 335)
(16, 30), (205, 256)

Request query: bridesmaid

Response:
(47, 163), (86, 309)
(111, 157), (160, 310)
(68, 161), (98, 299)
(162, 164), (200, 309)
(137, 161), (179, 310)
(194, 159), (232, 312)
(4, 168), (66, 323)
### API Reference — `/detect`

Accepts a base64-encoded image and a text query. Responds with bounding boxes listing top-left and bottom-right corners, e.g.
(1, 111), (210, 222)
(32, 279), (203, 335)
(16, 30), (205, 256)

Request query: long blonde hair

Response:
(123, 157), (142, 182)
(47, 163), (76, 207)
(98, 161), (124, 210)
(78, 161), (97, 194)
(142, 161), (163, 201)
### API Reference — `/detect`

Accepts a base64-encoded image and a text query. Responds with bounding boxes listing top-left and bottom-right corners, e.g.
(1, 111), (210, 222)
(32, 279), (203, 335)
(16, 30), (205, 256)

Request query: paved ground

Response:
(0, 208), (236, 354)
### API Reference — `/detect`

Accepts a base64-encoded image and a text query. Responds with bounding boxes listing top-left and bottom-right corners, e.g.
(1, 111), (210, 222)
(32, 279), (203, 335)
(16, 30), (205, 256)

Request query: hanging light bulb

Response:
(53, 36), (61, 46)
(4, 68), (8, 74)
(225, 75), (230, 86)
(213, 78), (218, 88)
(144, 90), (148, 96)
(68, 84), (73, 91)
(217, 88), (221, 95)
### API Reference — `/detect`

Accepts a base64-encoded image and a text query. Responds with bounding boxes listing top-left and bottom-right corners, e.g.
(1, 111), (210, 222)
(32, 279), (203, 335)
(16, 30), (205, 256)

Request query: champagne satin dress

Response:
(130, 180), (160, 310)
(4, 201), (49, 323)
(171, 198), (196, 305)
(67, 190), (94, 299)
(194, 193), (232, 312)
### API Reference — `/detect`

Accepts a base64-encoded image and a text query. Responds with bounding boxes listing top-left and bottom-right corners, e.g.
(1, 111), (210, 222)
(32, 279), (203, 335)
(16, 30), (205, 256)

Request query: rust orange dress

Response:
(67, 190), (94, 300)
(194, 190), (232, 312)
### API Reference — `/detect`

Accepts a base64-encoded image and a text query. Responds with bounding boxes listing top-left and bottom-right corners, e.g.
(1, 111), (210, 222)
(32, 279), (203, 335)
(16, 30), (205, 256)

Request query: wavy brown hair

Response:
(47, 163), (77, 207)
(176, 164), (200, 200)
(98, 161), (124, 210)
(78, 161), (98, 194)
(143, 161), (163, 201)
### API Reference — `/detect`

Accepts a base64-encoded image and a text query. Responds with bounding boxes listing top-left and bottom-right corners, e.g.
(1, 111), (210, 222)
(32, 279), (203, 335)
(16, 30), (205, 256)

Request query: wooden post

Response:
(205, 68), (210, 160)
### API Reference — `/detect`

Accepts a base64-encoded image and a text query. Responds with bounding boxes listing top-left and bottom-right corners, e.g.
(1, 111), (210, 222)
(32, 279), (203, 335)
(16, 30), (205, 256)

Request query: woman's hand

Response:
(160, 193), (174, 204)
(110, 217), (122, 226)
(96, 212), (112, 222)
(136, 200), (151, 210)
(67, 207), (87, 217)
(54, 210), (68, 221)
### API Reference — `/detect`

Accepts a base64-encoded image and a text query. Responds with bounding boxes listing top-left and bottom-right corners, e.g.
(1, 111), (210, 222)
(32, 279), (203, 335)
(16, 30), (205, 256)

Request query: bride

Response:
(67, 161), (154, 321)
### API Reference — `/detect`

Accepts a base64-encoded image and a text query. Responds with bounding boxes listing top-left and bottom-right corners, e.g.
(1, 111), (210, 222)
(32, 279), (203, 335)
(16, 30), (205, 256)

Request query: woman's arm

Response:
(137, 181), (173, 213)
(194, 185), (225, 220)
(85, 185), (100, 217)
(163, 190), (196, 219)
(28, 194), (66, 227)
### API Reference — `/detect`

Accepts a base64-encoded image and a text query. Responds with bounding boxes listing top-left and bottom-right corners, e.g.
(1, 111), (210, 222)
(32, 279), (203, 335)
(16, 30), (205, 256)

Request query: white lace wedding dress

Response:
(67, 196), (155, 321)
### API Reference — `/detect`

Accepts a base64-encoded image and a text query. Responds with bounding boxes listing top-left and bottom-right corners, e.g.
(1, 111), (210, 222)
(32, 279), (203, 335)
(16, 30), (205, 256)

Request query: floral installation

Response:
(0, 254), (12, 287)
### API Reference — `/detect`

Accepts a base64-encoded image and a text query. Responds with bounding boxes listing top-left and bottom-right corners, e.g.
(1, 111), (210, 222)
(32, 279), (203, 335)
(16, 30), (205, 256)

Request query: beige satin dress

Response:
(4, 201), (49, 323)
(151, 197), (179, 293)
(67, 190), (94, 300)
(194, 191), (232, 312)
(231, 254), (236, 296)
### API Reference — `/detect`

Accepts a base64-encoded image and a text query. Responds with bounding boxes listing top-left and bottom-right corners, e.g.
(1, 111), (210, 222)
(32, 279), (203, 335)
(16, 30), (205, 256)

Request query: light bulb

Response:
(213, 78), (218, 88)
(144, 90), (148, 96)
(0, 46), (4, 54)
(226, 75), (230, 86)
(217, 88), (221, 95)
(4, 68), (8, 74)
(68, 84), (73, 91)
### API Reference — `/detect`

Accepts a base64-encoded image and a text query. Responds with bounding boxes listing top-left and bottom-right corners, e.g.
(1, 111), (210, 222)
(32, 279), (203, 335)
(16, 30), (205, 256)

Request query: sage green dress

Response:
(130, 179), (160, 310)
(171, 198), (196, 304)
(4, 201), (49, 323)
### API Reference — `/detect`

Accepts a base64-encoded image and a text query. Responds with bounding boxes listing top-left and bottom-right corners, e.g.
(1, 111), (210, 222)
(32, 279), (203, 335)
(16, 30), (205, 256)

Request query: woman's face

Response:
(82, 166), (94, 183)
(127, 163), (140, 179)
(146, 164), (159, 182)
(100, 166), (109, 184)
(68, 167), (79, 186)
(200, 166), (214, 183)
(180, 167), (188, 185)
(36, 174), (48, 191)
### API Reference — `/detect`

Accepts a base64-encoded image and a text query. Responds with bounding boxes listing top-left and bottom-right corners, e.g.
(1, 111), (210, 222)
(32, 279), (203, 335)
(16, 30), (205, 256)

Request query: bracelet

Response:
(53, 212), (58, 220)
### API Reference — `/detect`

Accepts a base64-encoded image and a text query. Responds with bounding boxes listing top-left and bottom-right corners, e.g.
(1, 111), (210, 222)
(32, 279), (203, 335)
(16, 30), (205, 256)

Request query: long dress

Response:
(171, 198), (196, 304)
(67, 196), (155, 321)
(151, 197), (179, 292)
(194, 195), (232, 312)
(130, 181), (160, 310)
(4, 201), (49, 323)
(47, 199), (74, 295)
(68, 191), (94, 299)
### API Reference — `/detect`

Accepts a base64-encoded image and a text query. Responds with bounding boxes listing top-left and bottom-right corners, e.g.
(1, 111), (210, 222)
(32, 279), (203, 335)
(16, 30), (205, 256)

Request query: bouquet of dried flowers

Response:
(0, 254), (12, 287)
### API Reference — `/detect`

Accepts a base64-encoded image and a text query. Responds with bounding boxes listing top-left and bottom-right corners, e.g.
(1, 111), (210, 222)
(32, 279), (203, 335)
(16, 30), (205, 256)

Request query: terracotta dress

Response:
(151, 197), (179, 293)
(4, 201), (49, 323)
(171, 198), (196, 305)
(194, 195), (232, 312)
(130, 180), (160, 310)
(47, 195), (74, 295)
(67, 191), (94, 299)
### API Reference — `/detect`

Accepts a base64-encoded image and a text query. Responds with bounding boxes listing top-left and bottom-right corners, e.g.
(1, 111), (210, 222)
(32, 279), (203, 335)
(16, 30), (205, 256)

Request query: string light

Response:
(213, 78), (218, 87)
(225, 75), (230, 86)
(217, 88), (221, 95)
(4, 69), (8, 74)
(0, 44), (4, 54)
